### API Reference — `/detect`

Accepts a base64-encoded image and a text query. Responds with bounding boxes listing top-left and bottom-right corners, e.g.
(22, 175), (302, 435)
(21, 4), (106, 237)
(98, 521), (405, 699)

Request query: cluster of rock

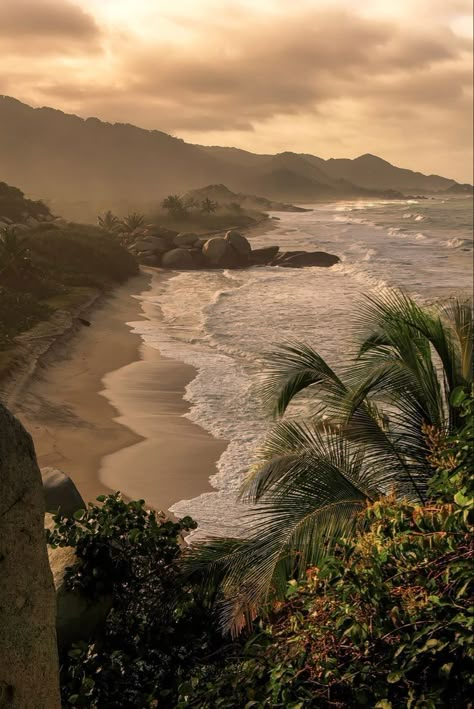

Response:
(127, 227), (340, 270)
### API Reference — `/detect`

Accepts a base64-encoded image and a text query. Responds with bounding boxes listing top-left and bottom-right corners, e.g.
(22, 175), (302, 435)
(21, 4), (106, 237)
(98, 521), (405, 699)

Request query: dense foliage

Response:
(47, 495), (225, 708)
(185, 292), (472, 634)
(178, 393), (474, 707)
(0, 181), (50, 222)
(0, 222), (137, 351)
(50, 394), (473, 707)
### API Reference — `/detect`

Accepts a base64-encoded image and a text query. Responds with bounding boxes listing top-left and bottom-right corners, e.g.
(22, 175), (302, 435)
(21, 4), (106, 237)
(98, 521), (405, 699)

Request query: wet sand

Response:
(14, 271), (226, 513)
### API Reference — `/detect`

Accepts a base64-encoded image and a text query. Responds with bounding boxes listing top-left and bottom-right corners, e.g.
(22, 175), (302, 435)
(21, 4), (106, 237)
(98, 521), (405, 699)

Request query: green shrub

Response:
(0, 287), (51, 349)
(47, 494), (224, 708)
(25, 223), (138, 288)
(179, 395), (474, 708)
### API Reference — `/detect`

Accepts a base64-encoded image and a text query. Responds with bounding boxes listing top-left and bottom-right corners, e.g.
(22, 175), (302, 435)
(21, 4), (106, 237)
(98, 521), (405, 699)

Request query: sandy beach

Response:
(13, 270), (227, 513)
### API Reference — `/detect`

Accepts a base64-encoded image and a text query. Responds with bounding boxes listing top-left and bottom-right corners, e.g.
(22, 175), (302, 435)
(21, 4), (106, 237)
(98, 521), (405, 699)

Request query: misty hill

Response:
(0, 181), (51, 223)
(309, 153), (457, 193)
(182, 184), (310, 212)
(0, 96), (467, 220)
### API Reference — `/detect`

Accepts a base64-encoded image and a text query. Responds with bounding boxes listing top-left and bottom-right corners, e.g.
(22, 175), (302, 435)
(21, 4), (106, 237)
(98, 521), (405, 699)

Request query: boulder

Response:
(225, 230), (251, 258)
(274, 251), (340, 268)
(173, 232), (199, 248)
(202, 236), (228, 265)
(45, 514), (112, 651)
(144, 236), (170, 252)
(161, 248), (196, 270)
(41, 467), (85, 518)
(250, 245), (280, 265)
(202, 236), (244, 268)
(140, 255), (160, 266)
(0, 404), (60, 708)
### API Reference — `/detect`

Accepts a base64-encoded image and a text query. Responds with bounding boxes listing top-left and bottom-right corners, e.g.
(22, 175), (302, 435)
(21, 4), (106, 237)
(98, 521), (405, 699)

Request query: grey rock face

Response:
(224, 230), (251, 258)
(274, 251), (340, 268)
(249, 245), (280, 264)
(173, 232), (198, 248)
(202, 236), (244, 268)
(161, 248), (196, 269)
(41, 467), (85, 518)
(0, 404), (60, 709)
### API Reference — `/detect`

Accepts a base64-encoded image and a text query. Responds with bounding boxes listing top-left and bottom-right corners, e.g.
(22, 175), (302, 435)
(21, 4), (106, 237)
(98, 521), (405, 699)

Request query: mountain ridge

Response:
(0, 95), (470, 220)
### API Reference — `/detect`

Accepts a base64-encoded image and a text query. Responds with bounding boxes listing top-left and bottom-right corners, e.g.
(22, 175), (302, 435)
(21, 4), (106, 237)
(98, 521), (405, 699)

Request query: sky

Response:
(1, 0), (473, 182)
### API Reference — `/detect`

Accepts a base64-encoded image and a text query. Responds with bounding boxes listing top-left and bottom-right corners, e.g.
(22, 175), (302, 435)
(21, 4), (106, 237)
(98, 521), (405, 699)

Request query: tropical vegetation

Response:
(51, 388), (473, 707)
(0, 222), (137, 373)
(48, 290), (473, 707)
(185, 292), (473, 634)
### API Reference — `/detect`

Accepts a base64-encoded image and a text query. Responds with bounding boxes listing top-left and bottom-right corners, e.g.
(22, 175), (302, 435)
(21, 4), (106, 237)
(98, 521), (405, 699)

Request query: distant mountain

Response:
(312, 153), (457, 193)
(0, 96), (468, 220)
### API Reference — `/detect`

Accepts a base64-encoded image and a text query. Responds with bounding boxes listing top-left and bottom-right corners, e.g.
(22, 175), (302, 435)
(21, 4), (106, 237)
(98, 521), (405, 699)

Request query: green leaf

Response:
(387, 670), (403, 683)
(439, 662), (453, 679)
(73, 509), (86, 521)
(450, 386), (467, 407)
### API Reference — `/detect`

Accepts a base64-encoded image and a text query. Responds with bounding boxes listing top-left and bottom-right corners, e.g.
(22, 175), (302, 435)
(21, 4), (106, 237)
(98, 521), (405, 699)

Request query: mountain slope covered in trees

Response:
(0, 96), (469, 220)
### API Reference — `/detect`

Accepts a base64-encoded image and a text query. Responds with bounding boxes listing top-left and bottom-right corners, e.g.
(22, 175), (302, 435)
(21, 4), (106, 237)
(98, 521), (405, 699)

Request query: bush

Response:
(0, 287), (51, 349)
(179, 394), (474, 708)
(25, 223), (138, 288)
(47, 494), (225, 708)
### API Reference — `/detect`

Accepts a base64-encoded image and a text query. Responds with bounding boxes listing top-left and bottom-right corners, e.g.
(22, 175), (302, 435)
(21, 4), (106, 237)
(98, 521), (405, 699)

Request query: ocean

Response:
(128, 195), (473, 538)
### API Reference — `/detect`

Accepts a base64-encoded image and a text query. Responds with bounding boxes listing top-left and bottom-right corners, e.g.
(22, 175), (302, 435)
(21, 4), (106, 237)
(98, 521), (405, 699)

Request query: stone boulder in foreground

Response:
(0, 405), (60, 708)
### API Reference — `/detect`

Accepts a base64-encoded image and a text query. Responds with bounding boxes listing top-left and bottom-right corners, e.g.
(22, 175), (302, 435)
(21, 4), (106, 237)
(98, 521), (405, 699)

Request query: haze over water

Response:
(122, 196), (473, 537)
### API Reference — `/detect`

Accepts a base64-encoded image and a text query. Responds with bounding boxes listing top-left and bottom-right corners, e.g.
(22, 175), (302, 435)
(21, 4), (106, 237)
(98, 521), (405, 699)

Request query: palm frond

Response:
(259, 341), (346, 417)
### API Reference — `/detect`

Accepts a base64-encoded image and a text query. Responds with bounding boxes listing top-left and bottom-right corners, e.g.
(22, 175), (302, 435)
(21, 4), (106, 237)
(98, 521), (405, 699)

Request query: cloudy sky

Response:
(1, 0), (472, 181)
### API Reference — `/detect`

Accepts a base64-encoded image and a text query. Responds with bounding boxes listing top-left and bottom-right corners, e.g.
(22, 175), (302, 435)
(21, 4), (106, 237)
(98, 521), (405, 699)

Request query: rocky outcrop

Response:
(162, 248), (197, 269)
(273, 251), (340, 268)
(0, 404), (60, 708)
(173, 232), (199, 248)
(224, 229), (251, 258)
(45, 515), (112, 651)
(41, 467), (85, 518)
(125, 224), (339, 271)
(250, 245), (280, 264)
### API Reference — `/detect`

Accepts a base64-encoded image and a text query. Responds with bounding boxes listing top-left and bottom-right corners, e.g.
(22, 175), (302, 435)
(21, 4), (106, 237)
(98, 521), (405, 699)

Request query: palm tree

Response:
(200, 198), (218, 214)
(184, 291), (473, 635)
(0, 226), (30, 278)
(97, 210), (120, 232)
(161, 195), (188, 220)
(120, 212), (146, 234)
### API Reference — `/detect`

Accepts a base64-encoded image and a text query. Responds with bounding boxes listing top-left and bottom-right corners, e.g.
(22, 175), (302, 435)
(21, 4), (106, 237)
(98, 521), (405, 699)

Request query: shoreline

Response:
(13, 270), (226, 513)
(9, 217), (275, 514)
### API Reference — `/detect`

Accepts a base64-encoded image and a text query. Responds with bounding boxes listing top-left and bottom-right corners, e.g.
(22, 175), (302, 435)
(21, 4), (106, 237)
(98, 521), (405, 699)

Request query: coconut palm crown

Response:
(184, 290), (473, 635)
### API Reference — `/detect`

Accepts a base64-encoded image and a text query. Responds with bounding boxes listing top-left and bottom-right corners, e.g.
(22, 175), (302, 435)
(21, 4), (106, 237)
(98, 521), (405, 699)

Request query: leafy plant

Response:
(200, 198), (218, 214)
(179, 414), (474, 706)
(120, 212), (146, 233)
(0, 226), (30, 277)
(47, 494), (224, 708)
(184, 292), (473, 633)
(162, 195), (189, 220)
(97, 210), (120, 233)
